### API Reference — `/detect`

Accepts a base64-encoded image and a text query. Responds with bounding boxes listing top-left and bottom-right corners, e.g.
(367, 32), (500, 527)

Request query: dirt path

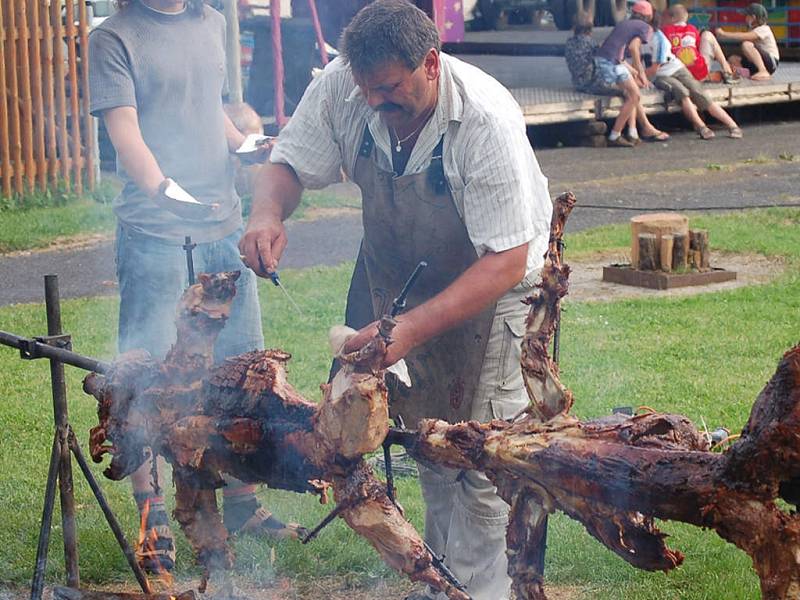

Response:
(0, 577), (581, 600)
(565, 251), (784, 303)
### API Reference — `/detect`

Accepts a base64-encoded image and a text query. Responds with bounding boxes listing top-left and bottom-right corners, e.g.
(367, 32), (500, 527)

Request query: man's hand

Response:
(342, 318), (419, 369)
(152, 178), (219, 219)
(241, 161), (304, 278)
(236, 135), (276, 166)
(239, 212), (287, 277)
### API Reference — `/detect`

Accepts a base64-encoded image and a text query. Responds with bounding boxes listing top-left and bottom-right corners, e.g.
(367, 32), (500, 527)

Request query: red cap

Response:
(631, 0), (654, 18)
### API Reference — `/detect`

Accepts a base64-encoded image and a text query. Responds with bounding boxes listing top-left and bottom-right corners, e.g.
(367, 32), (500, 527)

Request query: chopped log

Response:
(637, 233), (659, 271)
(689, 229), (710, 271)
(660, 234), (674, 273)
(53, 587), (196, 600)
(672, 232), (688, 270)
(630, 213), (689, 269)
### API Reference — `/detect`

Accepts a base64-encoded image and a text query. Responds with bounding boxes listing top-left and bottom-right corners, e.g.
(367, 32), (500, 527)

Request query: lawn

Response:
(0, 208), (798, 598)
(0, 184), (359, 254)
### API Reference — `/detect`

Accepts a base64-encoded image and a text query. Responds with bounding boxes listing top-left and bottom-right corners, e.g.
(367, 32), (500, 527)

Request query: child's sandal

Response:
(728, 127), (743, 139)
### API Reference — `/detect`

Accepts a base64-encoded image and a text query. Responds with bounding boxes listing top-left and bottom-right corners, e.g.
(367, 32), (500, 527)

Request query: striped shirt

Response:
(270, 53), (552, 278)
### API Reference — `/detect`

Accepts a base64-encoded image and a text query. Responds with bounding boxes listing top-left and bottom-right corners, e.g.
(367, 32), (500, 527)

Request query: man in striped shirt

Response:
(240, 2), (552, 597)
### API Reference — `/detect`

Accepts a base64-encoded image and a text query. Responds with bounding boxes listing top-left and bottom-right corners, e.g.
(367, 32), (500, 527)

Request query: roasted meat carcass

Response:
(388, 193), (800, 600)
(84, 272), (468, 599)
(84, 193), (800, 600)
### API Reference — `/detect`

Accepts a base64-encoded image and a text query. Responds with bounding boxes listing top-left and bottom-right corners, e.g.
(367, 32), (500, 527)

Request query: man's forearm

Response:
(103, 107), (164, 197)
(399, 243), (528, 350)
(251, 161), (303, 222)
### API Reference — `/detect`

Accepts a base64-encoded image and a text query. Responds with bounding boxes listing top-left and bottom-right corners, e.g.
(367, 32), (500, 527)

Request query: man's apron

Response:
(343, 124), (497, 426)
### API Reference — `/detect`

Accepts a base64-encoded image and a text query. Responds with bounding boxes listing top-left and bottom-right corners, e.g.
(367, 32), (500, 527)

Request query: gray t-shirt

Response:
(596, 19), (652, 63)
(89, 1), (241, 244)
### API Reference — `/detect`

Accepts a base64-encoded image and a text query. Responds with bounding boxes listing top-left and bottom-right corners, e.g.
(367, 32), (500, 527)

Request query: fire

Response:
(137, 498), (175, 588)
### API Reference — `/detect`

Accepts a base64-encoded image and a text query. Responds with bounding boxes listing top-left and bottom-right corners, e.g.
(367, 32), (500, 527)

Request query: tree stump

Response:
(630, 213), (689, 269)
(660, 234), (674, 273)
(689, 229), (710, 271)
(672, 232), (688, 271)
(637, 233), (659, 270)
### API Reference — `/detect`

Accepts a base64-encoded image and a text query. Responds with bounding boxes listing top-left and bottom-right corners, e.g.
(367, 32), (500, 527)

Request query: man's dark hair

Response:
(116, 0), (205, 17)
(573, 16), (593, 35)
(340, 0), (441, 75)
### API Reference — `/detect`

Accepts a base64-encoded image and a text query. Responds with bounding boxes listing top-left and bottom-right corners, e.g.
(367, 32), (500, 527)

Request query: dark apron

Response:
(343, 124), (496, 426)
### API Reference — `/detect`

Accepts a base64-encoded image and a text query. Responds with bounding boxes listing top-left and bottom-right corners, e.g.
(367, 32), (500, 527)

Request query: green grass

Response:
(0, 202), (117, 253)
(0, 208), (798, 597)
(1, 186), (359, 254)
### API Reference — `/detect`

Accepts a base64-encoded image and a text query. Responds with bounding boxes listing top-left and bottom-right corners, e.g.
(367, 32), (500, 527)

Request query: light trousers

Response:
(420, 283), (543, 600)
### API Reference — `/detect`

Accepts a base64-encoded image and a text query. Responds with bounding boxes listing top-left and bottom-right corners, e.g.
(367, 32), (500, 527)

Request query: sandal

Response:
(729, 126), (743, 139)
(641, 131), (670, 142)
(136, 508), (176, 575)
(698, 126), (715, 140)
(228, 506), (309, 541)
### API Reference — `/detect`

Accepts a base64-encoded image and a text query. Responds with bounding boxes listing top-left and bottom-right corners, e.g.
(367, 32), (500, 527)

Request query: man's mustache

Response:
(376, 103), (403, 112)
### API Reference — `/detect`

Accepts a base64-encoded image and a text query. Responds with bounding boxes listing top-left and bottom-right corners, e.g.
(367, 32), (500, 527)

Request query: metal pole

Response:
(30, 433), (62, 600)
(183, 236), (196, 286)
(0, 331), (111, 373)
(44, 275), (80, 588)
(223, 0), (243, 104)
(68, 429), (152, 594)
(270, 0), (286, 126)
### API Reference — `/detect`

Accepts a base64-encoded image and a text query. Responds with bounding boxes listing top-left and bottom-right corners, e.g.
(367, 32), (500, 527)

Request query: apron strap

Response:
(358, 124), (375, 158)
(428, 135), (447, 195)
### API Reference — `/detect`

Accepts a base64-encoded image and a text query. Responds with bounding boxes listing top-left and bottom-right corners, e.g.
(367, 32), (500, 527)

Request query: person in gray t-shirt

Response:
(89, 0), (299, 575)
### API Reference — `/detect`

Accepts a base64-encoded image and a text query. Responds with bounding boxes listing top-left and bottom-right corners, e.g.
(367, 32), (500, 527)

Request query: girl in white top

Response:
(716, 2), (779, 81)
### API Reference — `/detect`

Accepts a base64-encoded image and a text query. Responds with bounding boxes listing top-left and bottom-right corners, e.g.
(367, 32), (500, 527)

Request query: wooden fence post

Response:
(0, 0), (12, 198)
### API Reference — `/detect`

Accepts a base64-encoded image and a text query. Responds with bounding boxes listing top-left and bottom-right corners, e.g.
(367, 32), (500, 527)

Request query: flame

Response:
(137, 499), (175, 588)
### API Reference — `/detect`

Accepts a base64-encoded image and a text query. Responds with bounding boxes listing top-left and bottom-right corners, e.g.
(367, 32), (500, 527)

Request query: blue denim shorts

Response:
(594, 57), (631, 87)
(115, 224), (264, 363)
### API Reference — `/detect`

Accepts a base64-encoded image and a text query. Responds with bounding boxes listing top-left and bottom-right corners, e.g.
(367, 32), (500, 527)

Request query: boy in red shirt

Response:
(662, 4), (738, 83)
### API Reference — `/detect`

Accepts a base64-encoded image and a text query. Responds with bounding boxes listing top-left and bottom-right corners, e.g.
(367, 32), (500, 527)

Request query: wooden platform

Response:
(602, 265), (737, 290)
(457, 54), (800, 126)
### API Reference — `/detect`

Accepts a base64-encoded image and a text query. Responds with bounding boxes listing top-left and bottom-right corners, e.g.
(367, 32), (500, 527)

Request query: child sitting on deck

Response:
(662, 4), (739, 84)
(565, 17), (600, 93)
(643, 21), (743, 139)
(715, 3), (779, 81)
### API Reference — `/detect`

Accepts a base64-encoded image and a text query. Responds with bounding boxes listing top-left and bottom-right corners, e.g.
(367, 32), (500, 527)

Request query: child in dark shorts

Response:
(715, 3), (779, 81)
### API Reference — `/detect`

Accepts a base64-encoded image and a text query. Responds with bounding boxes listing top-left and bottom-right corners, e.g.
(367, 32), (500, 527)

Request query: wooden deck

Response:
(457, 54), (800, 126)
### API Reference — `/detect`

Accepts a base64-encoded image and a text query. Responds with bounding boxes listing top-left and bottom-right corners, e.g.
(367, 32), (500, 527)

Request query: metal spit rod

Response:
(0, 330), (111, 374)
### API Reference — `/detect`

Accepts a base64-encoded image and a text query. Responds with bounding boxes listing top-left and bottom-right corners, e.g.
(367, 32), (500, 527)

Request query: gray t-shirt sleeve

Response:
(89, 28), (136, 116)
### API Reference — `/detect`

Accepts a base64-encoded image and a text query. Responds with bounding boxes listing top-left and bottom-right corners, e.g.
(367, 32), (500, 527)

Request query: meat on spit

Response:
(83, 193), (800, 599)
(84, 271), (467, 599)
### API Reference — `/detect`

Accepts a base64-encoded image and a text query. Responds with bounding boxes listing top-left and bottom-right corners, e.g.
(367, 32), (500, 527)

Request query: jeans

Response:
(115, 223), (264, 363)
(594, 56), (631, 86)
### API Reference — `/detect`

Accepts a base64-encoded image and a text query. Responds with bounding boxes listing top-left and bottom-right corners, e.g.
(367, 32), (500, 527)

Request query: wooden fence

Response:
(0, 0), (94, 199)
